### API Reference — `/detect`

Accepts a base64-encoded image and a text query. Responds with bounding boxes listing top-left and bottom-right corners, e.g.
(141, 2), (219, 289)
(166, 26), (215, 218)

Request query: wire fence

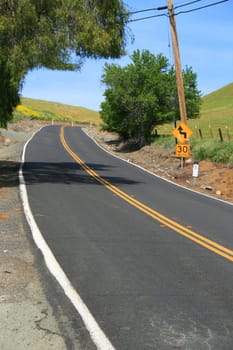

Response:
(194, 125), (232, 142)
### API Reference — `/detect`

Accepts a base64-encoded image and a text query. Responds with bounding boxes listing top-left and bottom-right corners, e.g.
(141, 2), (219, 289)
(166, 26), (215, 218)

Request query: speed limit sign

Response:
(176, 144), (190, 158)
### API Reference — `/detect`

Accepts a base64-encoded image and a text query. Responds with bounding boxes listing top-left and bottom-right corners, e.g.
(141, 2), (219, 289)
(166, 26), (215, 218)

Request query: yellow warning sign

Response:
(173, 122), (193, 143)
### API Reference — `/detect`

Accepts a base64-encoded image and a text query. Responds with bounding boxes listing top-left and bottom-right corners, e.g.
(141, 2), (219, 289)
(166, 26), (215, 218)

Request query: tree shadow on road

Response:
(0, 160), (141, 188)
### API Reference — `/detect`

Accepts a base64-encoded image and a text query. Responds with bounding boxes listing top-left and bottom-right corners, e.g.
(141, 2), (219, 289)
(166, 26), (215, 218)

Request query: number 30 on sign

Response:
(176, 144), (190, 158)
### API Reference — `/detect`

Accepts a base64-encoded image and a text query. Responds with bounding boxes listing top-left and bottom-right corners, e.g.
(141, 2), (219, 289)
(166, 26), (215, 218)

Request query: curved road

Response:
(23, 125), (233, 350)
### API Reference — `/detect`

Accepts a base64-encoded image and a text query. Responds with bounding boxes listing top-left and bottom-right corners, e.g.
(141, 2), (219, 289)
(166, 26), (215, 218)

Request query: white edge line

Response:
(19, 126), (116, 350)
(83, 128), (233, 207)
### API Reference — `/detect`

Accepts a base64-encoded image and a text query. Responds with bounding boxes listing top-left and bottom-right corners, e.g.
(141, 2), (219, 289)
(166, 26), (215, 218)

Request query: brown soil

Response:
(84, 126), (233, 204)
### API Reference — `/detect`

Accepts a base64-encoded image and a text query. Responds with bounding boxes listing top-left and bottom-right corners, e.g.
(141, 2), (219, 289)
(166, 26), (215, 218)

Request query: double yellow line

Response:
(60, 127), (233, 263)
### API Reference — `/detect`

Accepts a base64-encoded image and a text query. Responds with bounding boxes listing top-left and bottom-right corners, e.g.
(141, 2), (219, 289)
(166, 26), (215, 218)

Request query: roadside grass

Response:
(151, 134), (233, 164)
(191, 139), (233, 164)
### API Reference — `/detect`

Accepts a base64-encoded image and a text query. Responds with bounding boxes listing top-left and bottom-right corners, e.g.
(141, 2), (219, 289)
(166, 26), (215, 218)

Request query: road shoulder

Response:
(0, 124), (68, 350)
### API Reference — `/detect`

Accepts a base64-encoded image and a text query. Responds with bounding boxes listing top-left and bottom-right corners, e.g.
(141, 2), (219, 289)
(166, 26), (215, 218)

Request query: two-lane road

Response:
(22, 125), (233, 349)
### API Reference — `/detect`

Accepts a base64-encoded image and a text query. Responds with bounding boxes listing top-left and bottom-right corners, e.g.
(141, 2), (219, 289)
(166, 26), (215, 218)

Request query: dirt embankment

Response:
(84, 126), (233, 204)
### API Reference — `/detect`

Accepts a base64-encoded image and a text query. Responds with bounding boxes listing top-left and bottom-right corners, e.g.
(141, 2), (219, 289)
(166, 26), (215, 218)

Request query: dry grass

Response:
(17, 98), (101, 125)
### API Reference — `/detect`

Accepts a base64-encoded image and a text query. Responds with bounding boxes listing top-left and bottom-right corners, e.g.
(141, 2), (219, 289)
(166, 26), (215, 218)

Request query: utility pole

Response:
(168, 0), (187, 125)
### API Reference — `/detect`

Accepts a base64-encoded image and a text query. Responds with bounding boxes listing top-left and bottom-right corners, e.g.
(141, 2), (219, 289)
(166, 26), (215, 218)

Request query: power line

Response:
(127, 0), (229, 23)
(128, 13), (167, 23)
(129, 8), (160, 15)
(174, 0), (204, 10)
(127, 0), (207, 16)
(128, 6), (168, 16)
(175, 0), (229, 15)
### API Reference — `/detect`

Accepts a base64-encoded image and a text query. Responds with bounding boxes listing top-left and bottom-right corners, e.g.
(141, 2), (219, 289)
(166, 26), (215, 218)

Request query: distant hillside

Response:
(187, 82), (233, 132)
(15, 83), (232, 132)
(15, 97), (101, 125)
(156, 82), (233, 138)
(202, 83), (233, 111)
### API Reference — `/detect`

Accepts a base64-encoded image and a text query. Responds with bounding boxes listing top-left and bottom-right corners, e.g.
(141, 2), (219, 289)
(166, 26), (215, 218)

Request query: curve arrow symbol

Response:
(178, 126), (187, 139)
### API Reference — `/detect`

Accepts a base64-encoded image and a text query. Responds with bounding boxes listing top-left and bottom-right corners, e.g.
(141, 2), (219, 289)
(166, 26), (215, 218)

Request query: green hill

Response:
(196, 83), (233, 128)
(15, 97), (101, 125)
(157, 82), (233, 139)
(188, 83), (233, 139)
(201, 83), (233, 112)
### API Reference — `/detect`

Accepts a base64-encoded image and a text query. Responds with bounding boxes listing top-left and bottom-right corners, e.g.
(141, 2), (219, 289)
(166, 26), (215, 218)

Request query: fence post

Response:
(218, 128), (223, 142)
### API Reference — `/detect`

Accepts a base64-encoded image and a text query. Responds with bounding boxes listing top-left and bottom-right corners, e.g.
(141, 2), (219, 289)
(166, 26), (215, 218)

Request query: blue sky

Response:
(22, 0), (233, 111)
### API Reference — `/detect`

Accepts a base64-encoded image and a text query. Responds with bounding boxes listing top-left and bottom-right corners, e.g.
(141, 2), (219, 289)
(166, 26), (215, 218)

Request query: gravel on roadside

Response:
(0, 123), (68, 350)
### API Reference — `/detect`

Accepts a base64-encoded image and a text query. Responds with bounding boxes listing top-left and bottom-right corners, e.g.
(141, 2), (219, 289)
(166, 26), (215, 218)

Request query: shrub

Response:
(192, 140), (233, 164)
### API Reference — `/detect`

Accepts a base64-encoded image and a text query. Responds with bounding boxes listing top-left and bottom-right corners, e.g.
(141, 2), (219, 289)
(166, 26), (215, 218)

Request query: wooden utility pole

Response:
(168, 0), (187, 125)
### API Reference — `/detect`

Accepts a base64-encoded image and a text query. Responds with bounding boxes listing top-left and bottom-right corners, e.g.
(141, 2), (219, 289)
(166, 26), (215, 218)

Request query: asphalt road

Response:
(23, 125), (233, 350)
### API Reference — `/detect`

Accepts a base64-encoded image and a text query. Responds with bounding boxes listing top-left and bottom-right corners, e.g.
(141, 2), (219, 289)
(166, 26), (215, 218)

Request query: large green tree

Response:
(0, 0), (129, 127)
(101, 49), (201, 143)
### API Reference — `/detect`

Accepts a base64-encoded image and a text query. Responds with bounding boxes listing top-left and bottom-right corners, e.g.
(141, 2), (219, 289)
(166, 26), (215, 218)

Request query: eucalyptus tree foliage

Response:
(0, 0), (129, 127)
(101, 50), (201, 143)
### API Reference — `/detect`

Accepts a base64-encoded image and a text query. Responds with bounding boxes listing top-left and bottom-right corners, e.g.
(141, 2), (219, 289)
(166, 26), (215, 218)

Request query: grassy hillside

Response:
(201, 83), (233, 112)
(155, 83), (233, 164)
(14, 97), (101, 125)
(157, 82), (233, 140)
(14, 83), (233, 138)
(189, 82), (233, 138)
